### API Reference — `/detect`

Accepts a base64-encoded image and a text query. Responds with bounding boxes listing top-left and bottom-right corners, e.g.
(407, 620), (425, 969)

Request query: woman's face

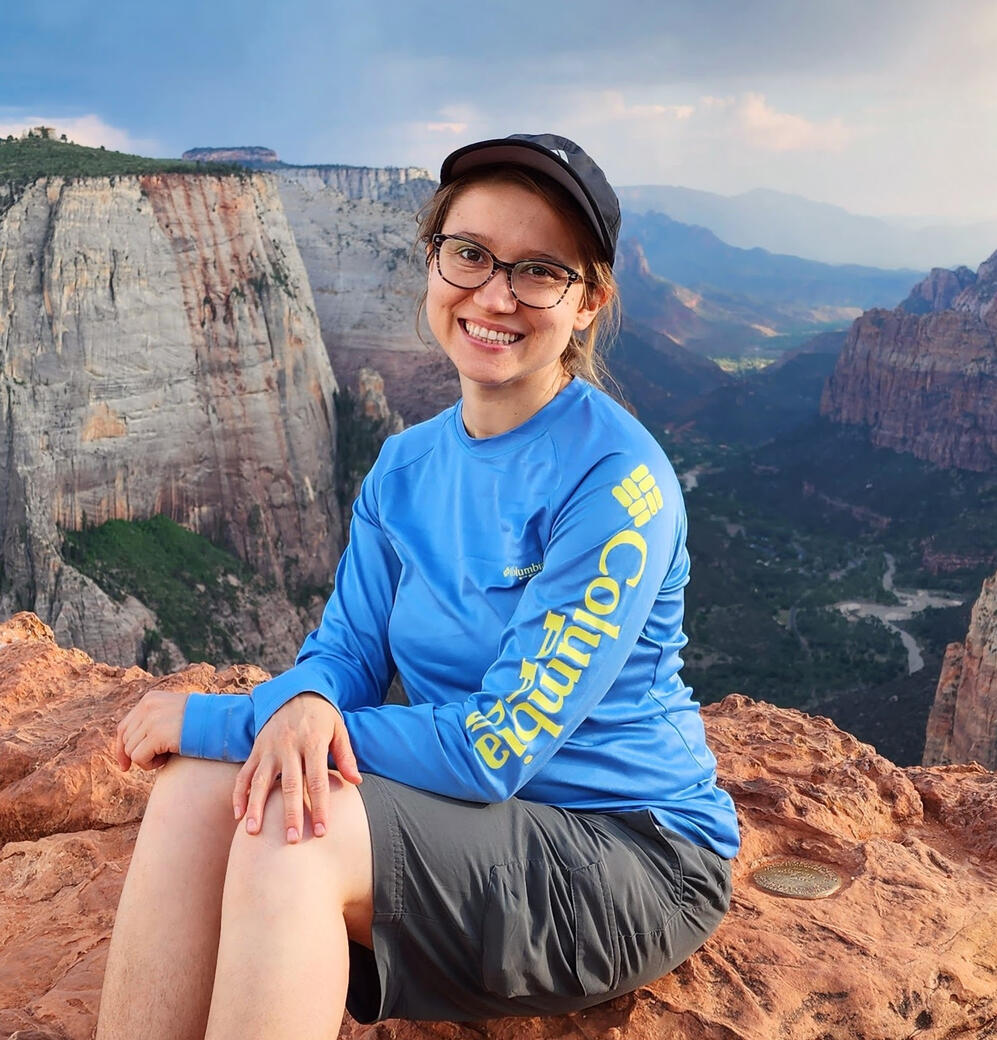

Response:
(426, 179), (602, 400)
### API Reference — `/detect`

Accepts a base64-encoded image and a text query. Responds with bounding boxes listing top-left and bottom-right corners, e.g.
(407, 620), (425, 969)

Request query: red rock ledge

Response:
(1, 611), (994, 1040)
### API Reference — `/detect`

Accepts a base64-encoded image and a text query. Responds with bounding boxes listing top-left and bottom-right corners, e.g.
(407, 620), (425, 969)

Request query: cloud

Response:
(595, 92), (695, 122)
(734, 93), (852, 152)
(425, 122), (468, 134)
(0, 114), (158, 154)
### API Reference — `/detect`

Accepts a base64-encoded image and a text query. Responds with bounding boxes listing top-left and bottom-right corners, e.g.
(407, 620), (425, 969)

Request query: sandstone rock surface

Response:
(923, 569), (997, 769)
(276, 164), (435, 211)
(822, 250), (997, 471)
(0, 171), (341, 667)
(271, 166), (460, 423)
(2, 613), (995, 1040)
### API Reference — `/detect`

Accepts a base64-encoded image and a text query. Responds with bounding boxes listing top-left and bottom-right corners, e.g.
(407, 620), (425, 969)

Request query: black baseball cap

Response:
(438, 133), (621, 266)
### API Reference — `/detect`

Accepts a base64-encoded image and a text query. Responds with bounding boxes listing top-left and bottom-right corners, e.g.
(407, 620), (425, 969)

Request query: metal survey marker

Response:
(751, 859), (844, 899)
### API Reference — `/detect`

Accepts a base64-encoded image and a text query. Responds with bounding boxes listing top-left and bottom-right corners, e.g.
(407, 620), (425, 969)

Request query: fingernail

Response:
(246, 817), (258, 833)
(314, 822), (326, 837)
(286, 827), (299, 843)
(233, 805), (242, 820)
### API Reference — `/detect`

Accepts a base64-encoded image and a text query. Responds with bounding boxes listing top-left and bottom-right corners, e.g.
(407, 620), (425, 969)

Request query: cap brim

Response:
(440, 138), (612, 264)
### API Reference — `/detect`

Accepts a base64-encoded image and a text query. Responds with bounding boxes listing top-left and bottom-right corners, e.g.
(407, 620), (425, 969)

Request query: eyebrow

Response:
(448, 230), (573, 267)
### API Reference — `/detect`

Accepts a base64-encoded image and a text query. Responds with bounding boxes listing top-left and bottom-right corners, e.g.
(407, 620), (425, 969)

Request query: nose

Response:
(472, 269), (518, 313)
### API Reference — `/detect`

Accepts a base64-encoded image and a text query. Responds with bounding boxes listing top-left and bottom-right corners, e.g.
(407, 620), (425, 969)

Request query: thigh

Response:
(348, 776), (730, 1023)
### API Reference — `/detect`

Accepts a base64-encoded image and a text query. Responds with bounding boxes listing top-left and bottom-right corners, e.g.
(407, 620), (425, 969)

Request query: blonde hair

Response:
(415, 166), (620, 390)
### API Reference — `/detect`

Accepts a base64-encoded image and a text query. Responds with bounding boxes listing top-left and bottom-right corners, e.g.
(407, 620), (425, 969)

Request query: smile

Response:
(460, 320), (524, 346)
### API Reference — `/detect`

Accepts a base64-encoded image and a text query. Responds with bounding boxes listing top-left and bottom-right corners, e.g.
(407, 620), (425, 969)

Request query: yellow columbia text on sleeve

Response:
(465, 466), (660, 770)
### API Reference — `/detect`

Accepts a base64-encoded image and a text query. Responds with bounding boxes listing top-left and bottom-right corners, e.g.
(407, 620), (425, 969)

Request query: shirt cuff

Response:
(180, 693), (255, 762)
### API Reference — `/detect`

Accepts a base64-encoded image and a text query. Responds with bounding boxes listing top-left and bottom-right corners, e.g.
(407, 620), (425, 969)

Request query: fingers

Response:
(242, 757), (280, 836)
(233, 760), (254, 822)
(280, 757), (305, 844)
(113, 691), (187, 772)
(305, 740), (331, 838)
(330, 718), (362, 785)
(236, 694), (358, 844)
(114, 717), (132, 772)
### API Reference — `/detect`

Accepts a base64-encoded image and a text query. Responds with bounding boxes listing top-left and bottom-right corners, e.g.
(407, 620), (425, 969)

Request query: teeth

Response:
(464, 320), (521, 345)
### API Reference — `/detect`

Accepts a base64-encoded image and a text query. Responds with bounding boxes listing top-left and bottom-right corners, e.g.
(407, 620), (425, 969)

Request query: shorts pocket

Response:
(570, 860), (621, 995)
(481, 859), (620, 1000)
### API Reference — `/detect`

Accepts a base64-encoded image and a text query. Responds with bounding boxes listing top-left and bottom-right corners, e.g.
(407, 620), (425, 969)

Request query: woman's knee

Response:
(226, 774), (374, 905)
(143, 755), (242, 832)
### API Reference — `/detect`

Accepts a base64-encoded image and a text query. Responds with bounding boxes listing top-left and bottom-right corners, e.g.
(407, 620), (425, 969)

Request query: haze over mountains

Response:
(616, 184), (997, 271)
(622, 210), (918, 312)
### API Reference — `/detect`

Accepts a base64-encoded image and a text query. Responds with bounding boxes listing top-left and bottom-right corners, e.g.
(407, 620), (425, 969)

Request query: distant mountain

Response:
(622, 210), (919, 311)
(615, 184), (997, 271)
(182, 146), (279, 164)
(615, 239), (844, 359)
(898, 265), (977, 314)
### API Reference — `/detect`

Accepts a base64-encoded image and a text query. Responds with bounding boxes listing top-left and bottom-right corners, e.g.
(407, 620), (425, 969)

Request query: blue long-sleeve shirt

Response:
(181, 378), (740, 858)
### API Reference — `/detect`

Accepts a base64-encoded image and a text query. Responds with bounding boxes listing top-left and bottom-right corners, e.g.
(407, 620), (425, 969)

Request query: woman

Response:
(97, 133), (740, 1040)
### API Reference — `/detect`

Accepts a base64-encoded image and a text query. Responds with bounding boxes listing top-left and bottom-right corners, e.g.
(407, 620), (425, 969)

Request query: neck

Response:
(460, 368), (572, 439)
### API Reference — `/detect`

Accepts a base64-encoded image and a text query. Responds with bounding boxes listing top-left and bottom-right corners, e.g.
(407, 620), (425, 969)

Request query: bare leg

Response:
(96, 756), (241, 1040)
(204, 773), (374, 1040)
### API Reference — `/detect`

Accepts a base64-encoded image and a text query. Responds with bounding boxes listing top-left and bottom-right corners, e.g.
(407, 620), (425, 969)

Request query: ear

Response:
(572, 283), (613, 332)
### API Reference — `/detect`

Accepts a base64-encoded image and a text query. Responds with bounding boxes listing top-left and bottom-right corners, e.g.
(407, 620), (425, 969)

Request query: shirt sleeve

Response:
(340, 451), (686, 802)
(176, 461), (401, 762)
(250, 466), (402, 736)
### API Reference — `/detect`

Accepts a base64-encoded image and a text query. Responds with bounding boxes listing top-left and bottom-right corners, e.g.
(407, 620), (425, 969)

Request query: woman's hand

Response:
(115, 690), (189, 771)
(233, 692), (361, 845)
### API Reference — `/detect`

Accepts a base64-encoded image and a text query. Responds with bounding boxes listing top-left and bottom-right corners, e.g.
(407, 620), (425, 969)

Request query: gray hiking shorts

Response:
(347, 773), (732, 1023)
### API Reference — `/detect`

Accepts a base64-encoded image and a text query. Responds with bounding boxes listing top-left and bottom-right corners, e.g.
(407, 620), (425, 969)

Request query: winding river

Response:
(833, 553), (963, 674)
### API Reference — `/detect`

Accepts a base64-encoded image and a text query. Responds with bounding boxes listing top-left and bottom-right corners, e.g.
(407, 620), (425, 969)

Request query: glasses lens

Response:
(511, 261), (572, 308)
(437, 237), (493, 289)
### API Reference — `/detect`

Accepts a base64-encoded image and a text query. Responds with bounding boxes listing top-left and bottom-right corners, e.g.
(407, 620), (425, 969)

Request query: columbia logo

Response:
(504, 561), (544, 580)
(612, 465), (663, 527)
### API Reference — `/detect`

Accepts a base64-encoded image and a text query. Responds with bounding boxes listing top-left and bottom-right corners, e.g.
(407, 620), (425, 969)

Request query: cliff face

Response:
(923, 570), (997, 768)
(0, 172), (341, 666)
(276, 164), (435, 211)
(821, 250), (997, 471)
(2, 612), (996, 1040)
(272, 165), (460, 423)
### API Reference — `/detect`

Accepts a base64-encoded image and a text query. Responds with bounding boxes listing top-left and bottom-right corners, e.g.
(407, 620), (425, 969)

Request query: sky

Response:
(3, 0), (997, 224)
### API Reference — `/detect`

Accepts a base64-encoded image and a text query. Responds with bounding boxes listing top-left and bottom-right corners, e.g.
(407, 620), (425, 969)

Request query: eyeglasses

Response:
(430, 234), (582, 309)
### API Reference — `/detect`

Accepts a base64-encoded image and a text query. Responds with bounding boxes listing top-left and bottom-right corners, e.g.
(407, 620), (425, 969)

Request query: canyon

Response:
(3, 141), (996, 780)
(1, 611), (996, 1040)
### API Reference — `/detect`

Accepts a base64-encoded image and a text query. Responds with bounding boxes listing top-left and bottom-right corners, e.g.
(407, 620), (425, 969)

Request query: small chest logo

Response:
(503, 561), (543, 581)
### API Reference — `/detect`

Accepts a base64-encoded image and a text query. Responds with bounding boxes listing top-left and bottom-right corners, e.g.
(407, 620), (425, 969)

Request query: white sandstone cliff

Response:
(0, 172), (341, 668)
